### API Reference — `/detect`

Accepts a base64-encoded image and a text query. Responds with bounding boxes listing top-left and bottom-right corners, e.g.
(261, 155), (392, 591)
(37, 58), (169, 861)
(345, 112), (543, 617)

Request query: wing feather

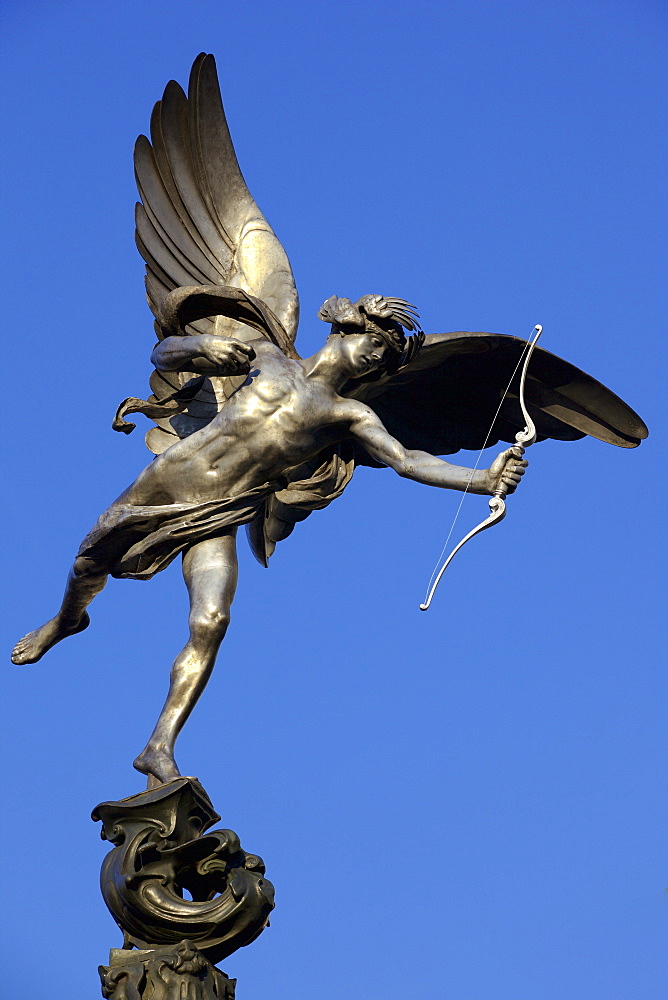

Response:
(135, 233), (176, 292)
(137, 194), (220, 286)
(135, 136), (217, 278)
(147, 106), (231, 273)
(189, 53), (262, 255)
(145, 273), (172, 322)
(158, 81), (237, 271)
(135, 136), (221, 280)
(136, 204), (211, 289)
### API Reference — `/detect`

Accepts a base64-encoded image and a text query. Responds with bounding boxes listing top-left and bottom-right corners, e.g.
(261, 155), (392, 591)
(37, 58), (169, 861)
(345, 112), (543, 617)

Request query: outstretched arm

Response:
(348, 404), (527, 495)
(151, 335), (257, 376)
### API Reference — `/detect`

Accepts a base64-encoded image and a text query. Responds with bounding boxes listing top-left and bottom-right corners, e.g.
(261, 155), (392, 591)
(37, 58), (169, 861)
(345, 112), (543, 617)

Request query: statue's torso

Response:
(118, 343), (348, 506)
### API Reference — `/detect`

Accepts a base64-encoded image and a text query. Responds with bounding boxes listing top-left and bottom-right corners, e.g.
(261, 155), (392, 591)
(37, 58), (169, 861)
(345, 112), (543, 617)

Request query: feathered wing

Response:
(129, 52), (299, 454)
(345, 331), (648, 462)
(247, 329), (648, 566)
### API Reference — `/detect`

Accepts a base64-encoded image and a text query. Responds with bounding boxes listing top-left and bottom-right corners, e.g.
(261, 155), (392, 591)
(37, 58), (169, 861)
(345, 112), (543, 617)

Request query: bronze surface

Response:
(11, 54), (647, 790)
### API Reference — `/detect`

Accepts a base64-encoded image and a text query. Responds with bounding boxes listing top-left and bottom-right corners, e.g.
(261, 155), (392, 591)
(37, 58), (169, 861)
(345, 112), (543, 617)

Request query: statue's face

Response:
(339, 332), (390, 376)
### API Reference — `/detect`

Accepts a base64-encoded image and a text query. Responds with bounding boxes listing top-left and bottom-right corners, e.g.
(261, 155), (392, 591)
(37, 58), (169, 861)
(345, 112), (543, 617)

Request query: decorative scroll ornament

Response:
(92, 778), (274, 965)
(420, 325), (543, 611)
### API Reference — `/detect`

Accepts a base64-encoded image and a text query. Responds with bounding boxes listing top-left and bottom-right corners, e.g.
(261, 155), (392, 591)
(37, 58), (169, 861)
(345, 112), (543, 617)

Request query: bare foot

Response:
(133, 745), (181, 784)
(11, 612), (90, 664)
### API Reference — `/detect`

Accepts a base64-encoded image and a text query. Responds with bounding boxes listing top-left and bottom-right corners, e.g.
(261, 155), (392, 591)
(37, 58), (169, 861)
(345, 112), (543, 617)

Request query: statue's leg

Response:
(11, 555), (108, 665)
(133, 529), (238, 786)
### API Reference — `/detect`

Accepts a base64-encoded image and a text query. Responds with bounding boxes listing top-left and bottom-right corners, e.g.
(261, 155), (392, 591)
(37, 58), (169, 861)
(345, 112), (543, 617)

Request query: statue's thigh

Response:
(182, 530), (239, 614)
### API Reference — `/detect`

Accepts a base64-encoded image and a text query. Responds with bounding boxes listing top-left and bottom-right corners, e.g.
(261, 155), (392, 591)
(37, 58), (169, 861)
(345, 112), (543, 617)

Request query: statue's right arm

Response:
(151, 335), (256, 375)
(346, 401), (526, 495)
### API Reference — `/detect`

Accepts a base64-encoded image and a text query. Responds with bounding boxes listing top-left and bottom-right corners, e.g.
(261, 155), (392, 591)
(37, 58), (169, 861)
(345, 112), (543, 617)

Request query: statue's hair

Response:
(317, 295), (423, 380)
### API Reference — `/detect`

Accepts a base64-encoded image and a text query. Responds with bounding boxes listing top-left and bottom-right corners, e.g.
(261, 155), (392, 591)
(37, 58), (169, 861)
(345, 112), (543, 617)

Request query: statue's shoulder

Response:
(252, 340), (303, 377)
(251, 338), (295, 362)
(317, 391), (367, 429)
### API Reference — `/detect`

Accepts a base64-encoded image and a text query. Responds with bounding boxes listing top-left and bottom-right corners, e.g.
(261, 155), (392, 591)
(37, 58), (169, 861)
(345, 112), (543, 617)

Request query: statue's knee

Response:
(72, 555), (105, 580)
(189, 605), (230, 641)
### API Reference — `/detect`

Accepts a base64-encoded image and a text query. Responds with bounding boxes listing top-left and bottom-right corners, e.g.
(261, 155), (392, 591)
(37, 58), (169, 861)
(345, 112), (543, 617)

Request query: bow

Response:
(420, 324), (543, 611)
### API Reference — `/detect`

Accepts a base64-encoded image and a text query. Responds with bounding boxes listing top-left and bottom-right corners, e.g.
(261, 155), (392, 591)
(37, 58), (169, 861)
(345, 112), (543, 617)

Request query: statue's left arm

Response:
(346, 403), (526, 496)
(151, 334), (258, 376)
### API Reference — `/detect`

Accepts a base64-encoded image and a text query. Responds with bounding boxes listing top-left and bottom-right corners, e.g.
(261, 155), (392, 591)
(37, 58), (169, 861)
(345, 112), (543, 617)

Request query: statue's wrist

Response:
(196, 334), (216, 357)
(474, 469), (492, 494)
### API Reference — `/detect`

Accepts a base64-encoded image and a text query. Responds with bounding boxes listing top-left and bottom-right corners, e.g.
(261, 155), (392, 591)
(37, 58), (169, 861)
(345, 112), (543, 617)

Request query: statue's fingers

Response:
(229, 342), (254, 360)
(506, 460), (527, 476)
(233, 352), (253, 368)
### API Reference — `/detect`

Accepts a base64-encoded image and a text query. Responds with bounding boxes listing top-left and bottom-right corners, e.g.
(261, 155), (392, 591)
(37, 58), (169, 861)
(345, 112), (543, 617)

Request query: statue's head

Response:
(318, 294), (423, 381)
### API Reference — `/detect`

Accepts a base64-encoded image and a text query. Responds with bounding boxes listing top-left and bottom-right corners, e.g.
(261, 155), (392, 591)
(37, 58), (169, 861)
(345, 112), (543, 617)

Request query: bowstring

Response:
(421, 330), (535, 604)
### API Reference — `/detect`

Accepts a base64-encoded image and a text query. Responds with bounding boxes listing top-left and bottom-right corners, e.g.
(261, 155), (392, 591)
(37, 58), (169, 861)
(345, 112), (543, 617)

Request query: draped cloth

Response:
(77, 482), (284, 581)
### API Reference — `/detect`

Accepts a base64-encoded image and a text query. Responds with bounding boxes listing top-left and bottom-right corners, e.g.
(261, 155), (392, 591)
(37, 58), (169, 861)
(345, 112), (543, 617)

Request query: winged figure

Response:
(11, 54), (647, 786)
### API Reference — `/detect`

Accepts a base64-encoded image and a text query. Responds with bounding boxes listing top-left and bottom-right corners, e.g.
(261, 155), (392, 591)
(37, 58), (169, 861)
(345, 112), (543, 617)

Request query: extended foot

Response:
(133, 745), (182, 784)
(11, 612), (90, 665)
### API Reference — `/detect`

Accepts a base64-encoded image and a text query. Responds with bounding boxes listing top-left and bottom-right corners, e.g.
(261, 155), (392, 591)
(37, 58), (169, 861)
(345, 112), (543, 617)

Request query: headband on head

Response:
(317, 294), (424, 380)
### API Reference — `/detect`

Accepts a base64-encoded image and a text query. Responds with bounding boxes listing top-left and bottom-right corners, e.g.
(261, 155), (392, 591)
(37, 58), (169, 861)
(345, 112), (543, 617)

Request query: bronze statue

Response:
(11, 54), (647, 790)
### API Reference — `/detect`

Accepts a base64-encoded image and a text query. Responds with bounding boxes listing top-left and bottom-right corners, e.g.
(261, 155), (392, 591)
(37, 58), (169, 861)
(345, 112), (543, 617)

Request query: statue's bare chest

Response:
(230, 356), (328, 432)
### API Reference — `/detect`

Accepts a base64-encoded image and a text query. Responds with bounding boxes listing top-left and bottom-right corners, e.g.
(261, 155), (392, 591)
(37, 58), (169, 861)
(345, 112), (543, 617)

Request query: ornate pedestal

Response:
(93, 778), (273, 997)
(99, 942), (236, 999)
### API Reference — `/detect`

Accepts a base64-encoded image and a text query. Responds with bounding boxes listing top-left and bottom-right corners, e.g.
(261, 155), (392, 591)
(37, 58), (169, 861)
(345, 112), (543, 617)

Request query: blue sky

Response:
(1, 2), (666, 998)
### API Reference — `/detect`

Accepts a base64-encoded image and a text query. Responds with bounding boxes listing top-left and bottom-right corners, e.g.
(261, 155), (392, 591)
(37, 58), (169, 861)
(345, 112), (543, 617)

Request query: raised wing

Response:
(345, 331), (648, 463)
(130, 52), (299, 453)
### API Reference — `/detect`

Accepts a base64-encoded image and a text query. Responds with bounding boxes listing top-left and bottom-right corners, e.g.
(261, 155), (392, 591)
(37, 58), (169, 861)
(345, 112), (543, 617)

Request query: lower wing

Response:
(345, 331), (647, 462)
